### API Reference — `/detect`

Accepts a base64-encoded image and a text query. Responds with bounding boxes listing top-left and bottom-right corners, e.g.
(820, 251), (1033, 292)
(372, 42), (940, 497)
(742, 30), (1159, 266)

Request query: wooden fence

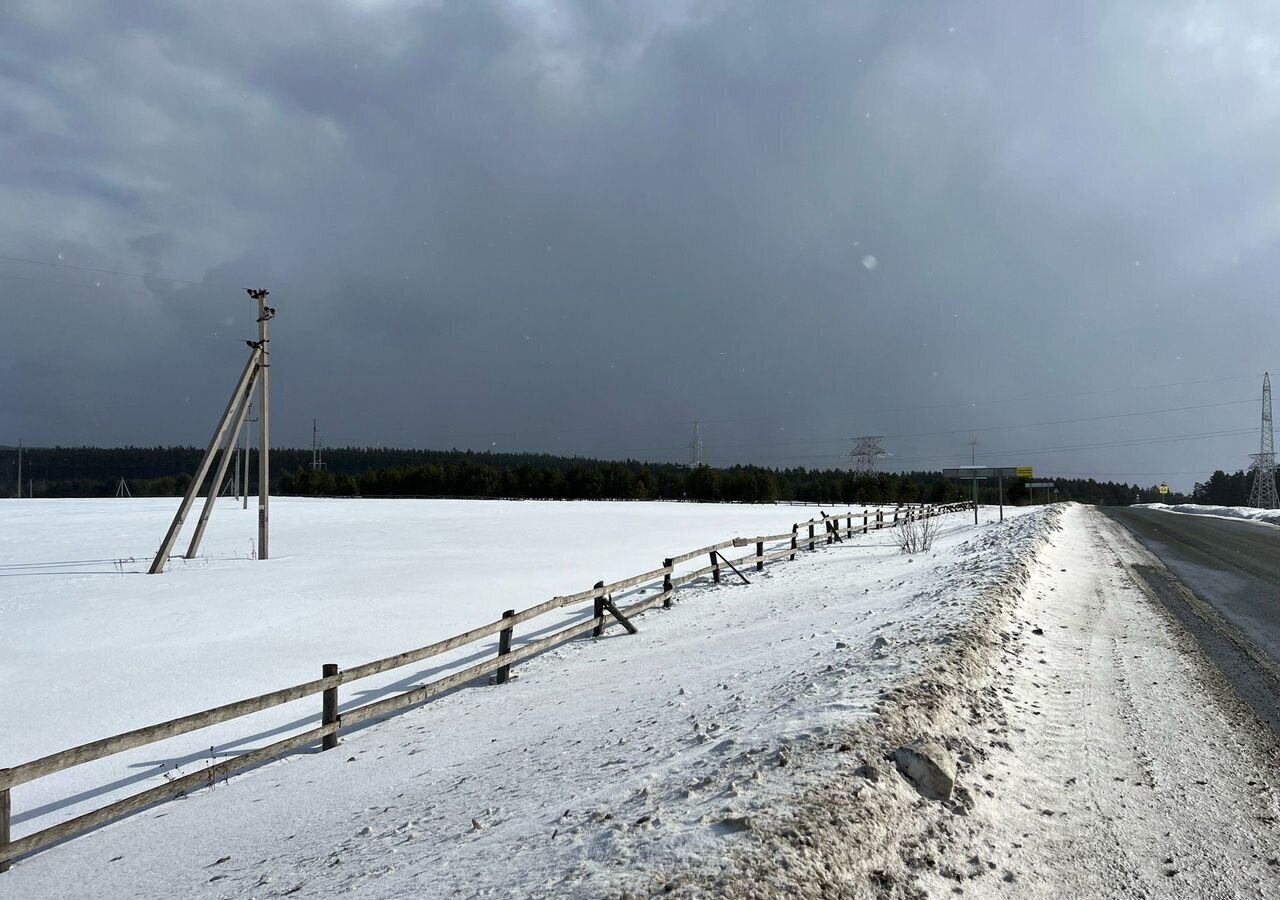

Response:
(0, 501), (974, 871)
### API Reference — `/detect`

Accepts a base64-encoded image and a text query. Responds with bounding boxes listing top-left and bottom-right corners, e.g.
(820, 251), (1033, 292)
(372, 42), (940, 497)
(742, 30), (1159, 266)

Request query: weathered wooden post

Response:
(863, 510), (869, 534)
(592, 581), (606, 637)
(321, 664), (339, 751)
(876, 509), (883, 529)
(663, 559), (674, 608)
(790, 525), (798, 560)
(756, 540), (764, 572)
(496, 609), (516, 685)
(0, 780), (10, 874)
(847, 514), (853, 539)
(893, 507), (899, 525)
(710, 551), (721, 584)
(808, 522), (815, 549)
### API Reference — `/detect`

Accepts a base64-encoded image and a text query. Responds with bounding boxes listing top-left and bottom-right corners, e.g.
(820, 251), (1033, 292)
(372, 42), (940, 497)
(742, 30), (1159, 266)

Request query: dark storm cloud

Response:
(2, 0), (1279, 486)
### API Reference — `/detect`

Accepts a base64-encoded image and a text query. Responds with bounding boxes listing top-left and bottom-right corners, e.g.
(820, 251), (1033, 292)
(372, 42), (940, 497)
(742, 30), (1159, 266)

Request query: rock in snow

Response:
(893, 740), (956, 801)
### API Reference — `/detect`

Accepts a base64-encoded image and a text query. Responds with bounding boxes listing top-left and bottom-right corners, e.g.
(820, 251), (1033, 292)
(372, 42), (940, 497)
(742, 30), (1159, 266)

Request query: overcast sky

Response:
(3, 1), (1279, 487)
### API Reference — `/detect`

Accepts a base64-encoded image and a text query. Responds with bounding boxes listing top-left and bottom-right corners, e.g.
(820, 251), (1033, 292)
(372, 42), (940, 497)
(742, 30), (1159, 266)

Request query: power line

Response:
(571, 397), (1259, 458)
(664, 373), (1261, 430)
(1047, 470), (1225, 478)
(702, 426), (1258, 467)
(0, 269), (97, 288)
(0, 252), (207, 286)
(882, 398), (1257, 441)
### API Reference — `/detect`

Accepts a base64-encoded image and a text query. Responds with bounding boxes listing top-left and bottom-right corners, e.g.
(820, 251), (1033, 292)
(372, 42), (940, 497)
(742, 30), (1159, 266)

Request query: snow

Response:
(1137, 501), (1280, 527)
(693, 504), (1280, 899)
(1, 498), (878, 826)
(907, 505), (1280, 897)
(0, 498), (1039, 896)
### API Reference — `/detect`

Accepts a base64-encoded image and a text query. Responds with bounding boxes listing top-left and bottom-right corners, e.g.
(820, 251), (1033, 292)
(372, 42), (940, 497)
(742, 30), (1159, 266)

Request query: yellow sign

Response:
(1159, 483), (1169, 495)
(1016, 466), (1034, 479)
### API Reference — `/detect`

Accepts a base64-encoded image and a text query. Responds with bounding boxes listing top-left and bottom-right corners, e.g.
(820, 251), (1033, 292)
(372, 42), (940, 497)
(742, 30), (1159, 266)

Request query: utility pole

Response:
(311, 418), (326, 470)
(1248, 372), (1278, 508)
(688, 422), (704, 467)
(249, 289), (274, 559)
(147, 289), (274, 574)
(241, 401), (255, 509)
(968, 437), (980, 524)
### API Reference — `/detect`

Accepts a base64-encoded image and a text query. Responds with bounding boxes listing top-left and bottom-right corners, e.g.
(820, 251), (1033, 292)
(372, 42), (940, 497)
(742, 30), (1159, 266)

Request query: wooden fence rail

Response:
(0, 501), (974, 871)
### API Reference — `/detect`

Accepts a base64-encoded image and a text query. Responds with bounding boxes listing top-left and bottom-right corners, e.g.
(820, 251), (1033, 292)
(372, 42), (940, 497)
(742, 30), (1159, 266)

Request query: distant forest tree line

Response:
(1188, 469), (1270, 507)
(1, 445), (1191, 506)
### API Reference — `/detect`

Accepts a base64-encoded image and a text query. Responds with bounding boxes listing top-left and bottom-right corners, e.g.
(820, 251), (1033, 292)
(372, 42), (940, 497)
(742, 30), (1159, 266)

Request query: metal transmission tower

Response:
(311, 418), (327, 470)
(849, 435), (888, 475)
(689, 422), (704, 467)
(1248, 372), (1279, 509)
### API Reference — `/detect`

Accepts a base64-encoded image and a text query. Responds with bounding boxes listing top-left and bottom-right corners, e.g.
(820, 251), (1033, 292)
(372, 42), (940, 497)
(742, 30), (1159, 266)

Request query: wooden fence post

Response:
(756, 540), (764, 572)
(710, 551), (721, 584)
(496, 609), (515, 685)
(876, 509), (883, 529)
(592, 581), (606, 637)
(663, 559), (674, 608)
(790, 525), (797, 561)
(846, 514), (853, 539)
(0, 782), (10, 874)
(863, 510), (869, 534)
(808, 523), (815, 549)
(321, 664), (339, 751)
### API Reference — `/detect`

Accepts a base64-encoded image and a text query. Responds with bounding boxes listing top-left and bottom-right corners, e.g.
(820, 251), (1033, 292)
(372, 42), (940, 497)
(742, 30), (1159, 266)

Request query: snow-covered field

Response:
(1138, 502), (1280, 526)
(0, 496), (1026, 896)
(7, 499), (1277, 898)
(1, 500), (902, 838)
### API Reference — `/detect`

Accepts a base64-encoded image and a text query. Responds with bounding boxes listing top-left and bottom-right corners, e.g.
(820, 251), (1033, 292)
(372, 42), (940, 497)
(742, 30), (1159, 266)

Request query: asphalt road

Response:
(1104, 506), (1280, 735)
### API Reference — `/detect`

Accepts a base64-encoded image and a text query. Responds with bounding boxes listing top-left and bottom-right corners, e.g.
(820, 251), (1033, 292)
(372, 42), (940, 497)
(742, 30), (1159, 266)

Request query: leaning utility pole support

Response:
(149, 347), (262, 574)
(184, 368), (260, 559)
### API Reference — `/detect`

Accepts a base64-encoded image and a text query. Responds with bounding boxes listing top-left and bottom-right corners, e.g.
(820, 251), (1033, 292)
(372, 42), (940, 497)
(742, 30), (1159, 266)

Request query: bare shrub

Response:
(896, 509), (941, 554)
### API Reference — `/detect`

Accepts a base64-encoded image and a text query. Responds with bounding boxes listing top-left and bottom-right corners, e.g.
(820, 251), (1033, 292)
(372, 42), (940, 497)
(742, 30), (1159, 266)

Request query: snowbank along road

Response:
(677, 504), (1280, 899)
(4, 502), (1279, 898)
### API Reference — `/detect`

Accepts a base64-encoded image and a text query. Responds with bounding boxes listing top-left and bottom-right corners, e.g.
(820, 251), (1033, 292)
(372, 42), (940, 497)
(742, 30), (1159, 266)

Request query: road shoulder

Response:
(680, 504), (1280, 899)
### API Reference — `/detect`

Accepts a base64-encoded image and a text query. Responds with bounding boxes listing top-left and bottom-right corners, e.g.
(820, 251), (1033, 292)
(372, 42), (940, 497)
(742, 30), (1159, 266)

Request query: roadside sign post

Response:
(1027, 481), (1054, 505)
(942, 466), (1028, 524)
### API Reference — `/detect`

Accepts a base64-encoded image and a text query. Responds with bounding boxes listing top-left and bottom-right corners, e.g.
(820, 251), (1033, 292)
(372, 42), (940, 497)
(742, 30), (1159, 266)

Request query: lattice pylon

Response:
(688, 422), (704, 467)
(849, 435), (888, 475)
(1248, 372), (1278, 509)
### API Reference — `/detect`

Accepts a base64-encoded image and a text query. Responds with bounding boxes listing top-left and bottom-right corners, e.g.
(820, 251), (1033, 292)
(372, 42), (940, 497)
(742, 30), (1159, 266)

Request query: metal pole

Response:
(969, 438), (979, 524)
(15, 439), (21, 499)
(250, 289), (273, 560)
(998, 471), (1004, 523)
